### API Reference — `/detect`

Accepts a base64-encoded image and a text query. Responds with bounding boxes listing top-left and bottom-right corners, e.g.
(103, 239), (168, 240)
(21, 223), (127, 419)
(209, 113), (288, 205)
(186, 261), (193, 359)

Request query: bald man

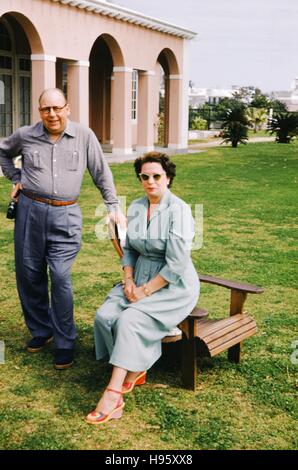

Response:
(0, 88), (124, 370)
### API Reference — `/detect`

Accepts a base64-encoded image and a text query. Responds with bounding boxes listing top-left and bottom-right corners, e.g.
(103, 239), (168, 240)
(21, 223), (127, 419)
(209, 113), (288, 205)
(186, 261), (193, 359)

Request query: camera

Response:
(6, 199), (18, 219)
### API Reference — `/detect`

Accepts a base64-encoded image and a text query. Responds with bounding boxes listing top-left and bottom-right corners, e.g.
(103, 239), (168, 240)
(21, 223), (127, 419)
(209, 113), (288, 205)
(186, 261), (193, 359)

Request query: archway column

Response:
(136, 71), (155, 152)
(31, 54), (56, 122)
(168, 74), (185, 149)
(67, 60), (89, 126)
(111, 67), (132, 155)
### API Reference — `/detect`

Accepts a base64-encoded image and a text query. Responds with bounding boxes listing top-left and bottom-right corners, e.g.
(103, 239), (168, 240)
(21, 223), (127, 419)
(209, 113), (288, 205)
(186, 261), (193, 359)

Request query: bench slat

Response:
(208, 321), (257, 350)
(198, 314), (253, 341)
(209, 326), (258, 356)
(195, 313), (248, 337)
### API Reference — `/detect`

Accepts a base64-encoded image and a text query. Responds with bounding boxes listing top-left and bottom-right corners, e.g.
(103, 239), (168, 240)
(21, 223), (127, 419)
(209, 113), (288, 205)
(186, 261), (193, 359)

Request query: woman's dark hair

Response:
(134, 151), (176, 188)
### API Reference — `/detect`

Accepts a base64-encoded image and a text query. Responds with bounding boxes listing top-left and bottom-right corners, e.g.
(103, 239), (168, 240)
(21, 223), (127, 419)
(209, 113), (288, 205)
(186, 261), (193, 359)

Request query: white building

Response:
(272, 78), (298, 112)
(188, 86), (238, 108)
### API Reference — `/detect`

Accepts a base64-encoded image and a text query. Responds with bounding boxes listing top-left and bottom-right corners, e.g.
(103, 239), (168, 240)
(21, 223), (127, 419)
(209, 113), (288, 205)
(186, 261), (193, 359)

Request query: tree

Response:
(267, 112), (298, 143)
(246, 107), (268, 132)
(233, 86), (256, 104)
(221, 105), (249, 148)
(214, 98), (247, 122)
(250, 93), (270, 109)
(269, 99), (288, 114)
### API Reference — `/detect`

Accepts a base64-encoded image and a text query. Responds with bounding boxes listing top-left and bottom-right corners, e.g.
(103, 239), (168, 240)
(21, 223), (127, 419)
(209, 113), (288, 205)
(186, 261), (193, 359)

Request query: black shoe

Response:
(27, 335), (53, 353)
(54, 349), (74, 370)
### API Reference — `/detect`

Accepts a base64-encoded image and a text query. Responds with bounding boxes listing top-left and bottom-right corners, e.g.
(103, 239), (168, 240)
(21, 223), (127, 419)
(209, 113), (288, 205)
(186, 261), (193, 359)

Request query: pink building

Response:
(0, 0), (196, 156)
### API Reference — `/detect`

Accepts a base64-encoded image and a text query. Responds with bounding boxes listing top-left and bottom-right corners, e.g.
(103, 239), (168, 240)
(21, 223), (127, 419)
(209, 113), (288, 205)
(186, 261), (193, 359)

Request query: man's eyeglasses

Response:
(139, 173), (166, 182)
(39, 103), (67, 115)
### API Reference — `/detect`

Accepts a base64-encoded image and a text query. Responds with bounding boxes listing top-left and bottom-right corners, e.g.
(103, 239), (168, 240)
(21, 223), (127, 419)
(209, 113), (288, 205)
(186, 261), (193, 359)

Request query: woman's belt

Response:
(21, 190), (77, 206)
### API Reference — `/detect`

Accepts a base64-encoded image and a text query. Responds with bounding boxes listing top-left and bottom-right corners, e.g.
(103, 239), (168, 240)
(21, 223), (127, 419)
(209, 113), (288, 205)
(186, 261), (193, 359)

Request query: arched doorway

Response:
(156, 48), (180, 147)
(0, 16), (31, 137)
(89, 34), (124, 151)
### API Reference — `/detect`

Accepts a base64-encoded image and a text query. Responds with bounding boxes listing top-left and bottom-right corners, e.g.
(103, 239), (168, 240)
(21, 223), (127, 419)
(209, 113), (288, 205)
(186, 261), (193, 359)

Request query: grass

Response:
(0, 141), (297, 450)
(247, 129), (270, 138)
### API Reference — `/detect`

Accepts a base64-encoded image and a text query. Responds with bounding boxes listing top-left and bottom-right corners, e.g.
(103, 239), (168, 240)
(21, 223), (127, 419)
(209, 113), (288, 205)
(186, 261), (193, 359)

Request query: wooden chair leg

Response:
(181, 332), (197, 390)
(228, 342), (241, 363)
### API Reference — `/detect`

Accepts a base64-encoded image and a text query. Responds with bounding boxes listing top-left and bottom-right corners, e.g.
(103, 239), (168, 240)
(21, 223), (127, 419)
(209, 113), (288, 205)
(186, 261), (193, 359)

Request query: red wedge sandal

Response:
(122, 371), (147, 394)
(85, 388), (124, 425)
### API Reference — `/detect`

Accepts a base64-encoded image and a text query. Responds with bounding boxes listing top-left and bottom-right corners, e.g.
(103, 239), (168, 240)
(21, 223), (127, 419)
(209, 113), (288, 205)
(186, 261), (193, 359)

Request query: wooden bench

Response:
(177, 275), (262, 390)
(108, 220), (264, 390)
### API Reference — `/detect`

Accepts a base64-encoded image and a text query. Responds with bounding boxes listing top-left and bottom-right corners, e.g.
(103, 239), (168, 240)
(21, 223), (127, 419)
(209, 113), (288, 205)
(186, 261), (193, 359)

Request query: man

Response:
(0, 88), (124, 370)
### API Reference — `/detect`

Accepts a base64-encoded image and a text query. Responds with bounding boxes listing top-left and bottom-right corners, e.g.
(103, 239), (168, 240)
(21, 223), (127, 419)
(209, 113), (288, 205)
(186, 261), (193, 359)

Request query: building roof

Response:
(50, 0), (197, 39)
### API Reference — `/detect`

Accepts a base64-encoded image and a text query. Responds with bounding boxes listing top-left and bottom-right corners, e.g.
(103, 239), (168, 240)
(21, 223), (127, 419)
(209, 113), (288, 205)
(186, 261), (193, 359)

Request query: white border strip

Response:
(69, 60), (90, 67)
(139, 71), (156, 76)
(31, 54), (56, 62)
(113, 66), (133, 73)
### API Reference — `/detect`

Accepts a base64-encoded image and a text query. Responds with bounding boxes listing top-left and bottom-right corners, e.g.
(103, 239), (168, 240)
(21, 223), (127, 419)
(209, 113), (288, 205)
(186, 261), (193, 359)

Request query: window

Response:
(0, 56), (12, 69)
(0, 20), (31, 137)
(19, 58), (31, 72)
(0, 74), (13, 136)
(131, 69), (138, 120)
(0, 22), (11, 51)
(19, 76), (31, 127)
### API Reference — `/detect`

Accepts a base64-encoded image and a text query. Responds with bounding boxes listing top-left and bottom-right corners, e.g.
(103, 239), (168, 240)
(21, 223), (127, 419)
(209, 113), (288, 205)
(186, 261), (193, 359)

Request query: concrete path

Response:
(105, 136), (275, 163)
(188, 136), (275, 150)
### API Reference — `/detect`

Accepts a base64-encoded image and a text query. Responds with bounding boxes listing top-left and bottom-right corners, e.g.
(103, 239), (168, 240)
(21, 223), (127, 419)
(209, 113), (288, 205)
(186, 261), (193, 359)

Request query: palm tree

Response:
(246, 107), (268, 133)
(267, 112), (298, 143)
(221, 106), (249, 148)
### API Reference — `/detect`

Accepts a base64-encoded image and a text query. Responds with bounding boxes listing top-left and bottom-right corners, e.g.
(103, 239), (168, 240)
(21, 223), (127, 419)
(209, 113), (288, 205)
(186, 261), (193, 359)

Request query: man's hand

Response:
(11, 182), (22, 201)
(108, 209), (127, 230)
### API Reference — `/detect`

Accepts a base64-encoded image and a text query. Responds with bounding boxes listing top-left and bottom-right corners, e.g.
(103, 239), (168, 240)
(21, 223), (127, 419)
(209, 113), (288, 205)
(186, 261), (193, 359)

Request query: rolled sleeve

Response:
(0, 129), (22, 183)
(121, 235), (139, 269)
(87, 130), (119, 212)
(159, 204), (195, 285)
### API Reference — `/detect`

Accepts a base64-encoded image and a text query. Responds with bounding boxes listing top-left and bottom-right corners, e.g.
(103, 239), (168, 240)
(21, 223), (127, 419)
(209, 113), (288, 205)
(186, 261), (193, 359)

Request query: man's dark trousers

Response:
(14, 193), (82, 349)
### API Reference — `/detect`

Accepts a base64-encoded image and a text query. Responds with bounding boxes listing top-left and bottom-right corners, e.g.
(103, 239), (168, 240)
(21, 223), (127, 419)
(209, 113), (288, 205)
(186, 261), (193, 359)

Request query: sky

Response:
(108, 0), (298, 93)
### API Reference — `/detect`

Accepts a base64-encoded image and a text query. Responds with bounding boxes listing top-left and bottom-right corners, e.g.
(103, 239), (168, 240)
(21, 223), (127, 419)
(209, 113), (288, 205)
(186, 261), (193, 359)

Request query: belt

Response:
(22, 191), (77, 206)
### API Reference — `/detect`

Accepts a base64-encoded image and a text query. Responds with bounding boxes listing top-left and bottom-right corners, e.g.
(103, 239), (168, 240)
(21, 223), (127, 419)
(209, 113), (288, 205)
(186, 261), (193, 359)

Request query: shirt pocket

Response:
(66, 150), (79, 171)
(23, 151), (42, 169)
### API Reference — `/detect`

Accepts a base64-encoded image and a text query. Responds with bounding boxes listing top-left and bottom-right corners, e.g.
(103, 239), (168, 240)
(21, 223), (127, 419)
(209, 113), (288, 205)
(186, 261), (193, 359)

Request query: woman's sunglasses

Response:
(139, 172), (165, 182)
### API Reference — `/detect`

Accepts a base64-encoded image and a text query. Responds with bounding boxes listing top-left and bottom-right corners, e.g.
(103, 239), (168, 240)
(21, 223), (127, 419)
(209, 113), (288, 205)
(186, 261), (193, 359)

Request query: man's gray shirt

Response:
(0, 120), (118, 210)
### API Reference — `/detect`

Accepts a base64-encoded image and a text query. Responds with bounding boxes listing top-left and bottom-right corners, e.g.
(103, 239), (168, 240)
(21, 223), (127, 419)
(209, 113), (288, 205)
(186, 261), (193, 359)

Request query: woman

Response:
(86, 151), (200, 425)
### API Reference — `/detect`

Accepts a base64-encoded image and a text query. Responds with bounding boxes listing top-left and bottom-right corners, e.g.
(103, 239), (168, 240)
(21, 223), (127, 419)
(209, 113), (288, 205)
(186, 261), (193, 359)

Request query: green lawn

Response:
(0, 141), (297, 450)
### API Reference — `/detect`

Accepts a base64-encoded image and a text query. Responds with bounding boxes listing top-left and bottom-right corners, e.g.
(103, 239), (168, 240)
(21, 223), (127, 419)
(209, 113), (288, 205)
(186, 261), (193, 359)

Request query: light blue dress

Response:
(94, 189), (200, 372)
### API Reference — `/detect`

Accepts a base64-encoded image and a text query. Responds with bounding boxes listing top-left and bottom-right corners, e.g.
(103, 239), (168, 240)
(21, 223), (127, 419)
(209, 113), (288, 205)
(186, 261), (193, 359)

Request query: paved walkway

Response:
(104, 146), (190, 163)
(188, 136), (275, 150)
(105, 136), (275, 163)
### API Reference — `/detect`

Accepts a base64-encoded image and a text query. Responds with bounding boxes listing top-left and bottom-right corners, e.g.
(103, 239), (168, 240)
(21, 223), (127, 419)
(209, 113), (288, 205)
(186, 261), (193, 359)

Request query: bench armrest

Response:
(198, 273), (264, 294)
(188, 307), (208, 319)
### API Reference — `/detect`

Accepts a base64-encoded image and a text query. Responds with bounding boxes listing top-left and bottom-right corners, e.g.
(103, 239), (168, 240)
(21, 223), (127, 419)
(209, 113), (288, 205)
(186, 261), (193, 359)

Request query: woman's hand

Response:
(128, 286), (146, 303)
(123, 279), (137, 302)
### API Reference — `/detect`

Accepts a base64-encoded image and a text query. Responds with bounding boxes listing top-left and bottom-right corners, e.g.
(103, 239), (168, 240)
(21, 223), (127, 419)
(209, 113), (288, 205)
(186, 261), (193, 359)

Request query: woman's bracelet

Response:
(143, 283), (152, 296)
